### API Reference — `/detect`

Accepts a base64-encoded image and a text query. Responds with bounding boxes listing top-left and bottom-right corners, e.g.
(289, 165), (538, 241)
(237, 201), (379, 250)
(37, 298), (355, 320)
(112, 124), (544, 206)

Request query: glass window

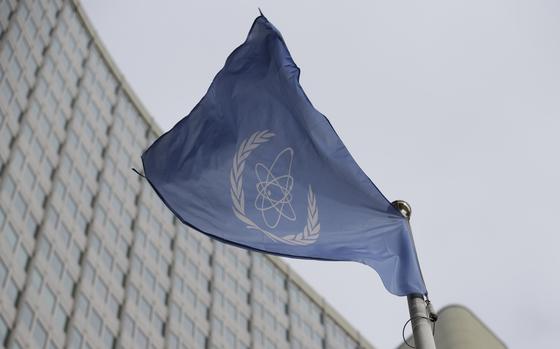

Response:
(50, 253), (63, 277)
(136, 227), (146, 247)
(169, 302), (180, 322)
(118, 236), (128, 256)
(195, 328), (206, 349)
(185, 286), (196, 306)
(123, 314), (134, 335)
(4, 223), (18, 250)
(156, 284), (166, 304)
(135, 328), (148, 349)
(148, 241), (158, 261)
(91, 233), (101, 253)
(44, 285), (56, 312)
(49, 131), (60, 153)
(26, 16), (37, 37)
(77, 294), (89, 315)
(31, 138), (44, 161)
(159, 258), (169, 276)
(2, 175), (16, 199)
(52, 182), (65, 201)
(106, 220), (118, 242)
(70, 242), (81, 265)
(59, 224), (71, 246)
(95, 206), (106, 225)
(9, 96), (22, 120)
(15, 244), (29, 270)
(83, 186), (94, 207)
(101, 247), (113, 270)
(96, 278), (108, 300)
(143, 268), (155, 289)
(0, 260), (6, 286)
(20, 302), (34, 329)
(11, 148), (24, 171)
(33, 320), (47, 348)
(83, 261), (95, 284)
(108, 294), (119, 316)
(0, 316), (7, 345)
(197, 301), (208, 319)
(0, 81), (13, 103)
(10, 58), (21, 79)
(212, 318), (222, 335)
(131, 255), (142, 273)
(54, 304), (67, 331)
(127, 284), (139, 303)
(153, 314), (164, 335)
(183, 314), (194, 336)
(66, 195), (77, 217)
(0, 39), (13, 60)
(42, 157), (54, 178)
(34, 184), (46, 207)
(30, 267), (43, 291)
(38, 236), (52, 257)
(139, 296), (152, 319)
(25, 213), (38, 237)
(72, 170), (83, 190)
(63, 271), (74, 296)
(225, 327), (236, 348)
(14, 192), (27, 218)
(90, 309), (102, 334)
(168, 334), (179, 349)
(0, 208), (4, 231)
(103, 326), (114, 349)
(76, 212), (87, 233)
(68, 326), (83, 349)
(114, 265), (124, 286)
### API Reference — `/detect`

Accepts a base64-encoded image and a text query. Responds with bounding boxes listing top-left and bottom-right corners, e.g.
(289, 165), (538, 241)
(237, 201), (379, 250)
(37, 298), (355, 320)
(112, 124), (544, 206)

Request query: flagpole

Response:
(392, 200), (437, 349)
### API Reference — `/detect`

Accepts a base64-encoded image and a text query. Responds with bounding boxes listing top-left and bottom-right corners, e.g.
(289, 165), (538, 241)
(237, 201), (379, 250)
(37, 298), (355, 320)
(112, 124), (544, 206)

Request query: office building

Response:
(0, 1), (375, 348)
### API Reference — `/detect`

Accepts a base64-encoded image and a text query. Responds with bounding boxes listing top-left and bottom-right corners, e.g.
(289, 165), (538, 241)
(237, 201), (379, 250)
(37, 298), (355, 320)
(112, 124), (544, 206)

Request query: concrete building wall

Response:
(398, 305), (507, 349)
(0, 1), (375, 349)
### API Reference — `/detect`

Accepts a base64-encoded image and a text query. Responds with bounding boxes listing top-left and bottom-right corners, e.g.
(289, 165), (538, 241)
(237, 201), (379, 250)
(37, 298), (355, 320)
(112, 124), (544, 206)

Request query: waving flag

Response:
(142, 15), (426, 296)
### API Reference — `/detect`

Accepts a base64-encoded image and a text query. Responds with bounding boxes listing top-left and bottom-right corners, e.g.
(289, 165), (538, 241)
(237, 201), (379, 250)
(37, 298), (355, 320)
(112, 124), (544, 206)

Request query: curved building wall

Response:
(398, 305), (507, 349)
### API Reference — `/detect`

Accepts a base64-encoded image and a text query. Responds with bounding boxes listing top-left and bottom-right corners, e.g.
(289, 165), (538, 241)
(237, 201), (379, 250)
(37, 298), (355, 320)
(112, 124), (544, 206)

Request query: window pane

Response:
(0, 260), (6, 286)
(33, 320), (47, 348)
(0, 316), (8, 346)
(6, 277), (19, 304)
(4, 223), (18, 250)
(43, 286), (56, 313)
(20, 302), (34, 329)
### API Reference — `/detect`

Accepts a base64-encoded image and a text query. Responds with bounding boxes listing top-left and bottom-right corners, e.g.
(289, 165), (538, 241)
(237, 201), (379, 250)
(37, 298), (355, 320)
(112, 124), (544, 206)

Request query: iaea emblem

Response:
(230, 130), (320, 245)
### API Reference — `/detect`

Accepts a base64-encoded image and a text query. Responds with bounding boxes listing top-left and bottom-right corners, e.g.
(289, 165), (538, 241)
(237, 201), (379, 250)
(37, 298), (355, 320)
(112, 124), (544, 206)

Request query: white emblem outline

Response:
(230, 130), (320, 246)
(254, 147), (296, 229)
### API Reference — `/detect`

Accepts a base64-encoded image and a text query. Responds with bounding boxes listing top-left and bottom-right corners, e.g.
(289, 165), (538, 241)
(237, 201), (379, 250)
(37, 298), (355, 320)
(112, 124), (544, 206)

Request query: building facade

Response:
(0, 1), (375, 349)
(398, 305), (507, 349)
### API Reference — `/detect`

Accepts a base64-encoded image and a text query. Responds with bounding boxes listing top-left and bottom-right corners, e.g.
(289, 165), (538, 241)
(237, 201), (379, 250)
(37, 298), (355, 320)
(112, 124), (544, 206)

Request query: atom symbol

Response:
(254, 148), (296, 229)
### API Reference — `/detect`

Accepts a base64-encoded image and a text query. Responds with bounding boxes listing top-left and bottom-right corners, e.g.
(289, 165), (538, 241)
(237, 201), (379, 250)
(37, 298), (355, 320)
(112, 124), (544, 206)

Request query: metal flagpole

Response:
(392, 200), (437, 349)
(407, 294), (436, 349)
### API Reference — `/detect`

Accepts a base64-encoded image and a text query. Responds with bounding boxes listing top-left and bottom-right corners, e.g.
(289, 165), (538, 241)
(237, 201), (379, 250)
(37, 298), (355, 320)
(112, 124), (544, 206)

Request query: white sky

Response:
(81, 1), (560, 348)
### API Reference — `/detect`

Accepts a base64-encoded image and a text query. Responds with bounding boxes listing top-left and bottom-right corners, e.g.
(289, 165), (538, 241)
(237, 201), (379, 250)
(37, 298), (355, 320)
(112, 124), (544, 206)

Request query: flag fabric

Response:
(142, 15), (426, 296)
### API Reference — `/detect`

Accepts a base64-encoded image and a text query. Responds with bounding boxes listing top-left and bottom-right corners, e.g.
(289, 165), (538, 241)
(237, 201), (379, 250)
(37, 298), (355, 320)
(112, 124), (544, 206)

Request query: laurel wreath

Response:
(230, 130), (320, 245)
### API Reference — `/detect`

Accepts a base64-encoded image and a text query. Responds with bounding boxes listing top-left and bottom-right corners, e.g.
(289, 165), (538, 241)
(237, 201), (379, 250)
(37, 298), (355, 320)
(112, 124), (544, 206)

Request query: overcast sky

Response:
(81, 1), (560, 348)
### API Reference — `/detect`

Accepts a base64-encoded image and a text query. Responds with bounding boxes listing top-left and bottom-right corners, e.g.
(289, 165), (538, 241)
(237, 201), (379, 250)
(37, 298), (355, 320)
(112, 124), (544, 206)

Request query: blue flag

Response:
(142, 15), (426, 296)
